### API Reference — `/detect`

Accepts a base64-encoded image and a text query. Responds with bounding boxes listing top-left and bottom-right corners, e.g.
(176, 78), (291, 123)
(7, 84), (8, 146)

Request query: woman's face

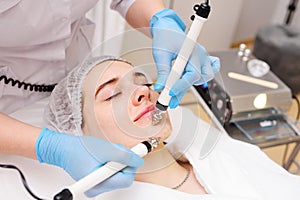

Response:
(83, 60), (172, 148)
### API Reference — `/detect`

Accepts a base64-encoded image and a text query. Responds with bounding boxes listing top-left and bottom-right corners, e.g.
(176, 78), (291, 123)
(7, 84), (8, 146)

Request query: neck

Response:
(135, 144), (188, 188)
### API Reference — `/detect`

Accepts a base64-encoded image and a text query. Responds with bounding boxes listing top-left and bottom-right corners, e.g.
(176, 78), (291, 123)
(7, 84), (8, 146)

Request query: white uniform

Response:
(0, 0), (135, 114)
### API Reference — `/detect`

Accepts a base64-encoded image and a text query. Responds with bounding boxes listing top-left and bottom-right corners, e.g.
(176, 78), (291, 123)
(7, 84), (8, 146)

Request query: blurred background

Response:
(87, 0), (300, 52)
(86, 0), (300, 174)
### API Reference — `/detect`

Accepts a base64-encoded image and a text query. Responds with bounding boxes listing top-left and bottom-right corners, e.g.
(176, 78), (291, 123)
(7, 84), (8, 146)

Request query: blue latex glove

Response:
(36, 128), (144, 197)
(150, 9), (220, 108)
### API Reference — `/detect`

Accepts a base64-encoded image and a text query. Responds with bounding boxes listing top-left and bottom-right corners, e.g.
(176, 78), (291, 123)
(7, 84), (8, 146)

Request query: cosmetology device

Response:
(152, 1), (211, 125)
(53, 137), (160, 200)
(194, 48), (300, 146)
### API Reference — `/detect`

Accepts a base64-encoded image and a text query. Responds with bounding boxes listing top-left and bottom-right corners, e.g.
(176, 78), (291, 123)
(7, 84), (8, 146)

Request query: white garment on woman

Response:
(0, 0), (134, 114)
(4, 102), (300, 199)
(94, 107), (300, 200)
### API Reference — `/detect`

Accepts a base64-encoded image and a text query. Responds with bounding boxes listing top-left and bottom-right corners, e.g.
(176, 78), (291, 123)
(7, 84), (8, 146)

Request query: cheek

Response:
(94, 103), (115, 138)
(152, 90), (159, 100)
(94, 103), (140, 147)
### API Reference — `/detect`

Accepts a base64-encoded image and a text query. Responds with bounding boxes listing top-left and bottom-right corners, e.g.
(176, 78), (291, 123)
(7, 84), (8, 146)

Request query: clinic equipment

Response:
(247, 59), (270, 78)
(53, 137), (160, 200)
(194, 49), (300, 147)
(152, 1), (211, 125)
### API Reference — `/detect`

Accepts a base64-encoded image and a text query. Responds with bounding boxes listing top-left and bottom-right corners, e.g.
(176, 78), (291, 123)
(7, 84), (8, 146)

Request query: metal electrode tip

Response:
(152, 108), (165, 126)
(148, 137), (161, 151)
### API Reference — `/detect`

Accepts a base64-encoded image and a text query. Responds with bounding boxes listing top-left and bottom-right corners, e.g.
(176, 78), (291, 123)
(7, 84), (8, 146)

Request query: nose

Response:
(132, 85), (151, 106)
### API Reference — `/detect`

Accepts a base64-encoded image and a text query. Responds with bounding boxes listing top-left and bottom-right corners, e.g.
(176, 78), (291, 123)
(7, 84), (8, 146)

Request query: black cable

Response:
(0, 163), (47, 200)
(285, 0), (299, 25)
(282, 94), (300, 166)
(0, 75), (56, 92)
(292, 94), (300, 122)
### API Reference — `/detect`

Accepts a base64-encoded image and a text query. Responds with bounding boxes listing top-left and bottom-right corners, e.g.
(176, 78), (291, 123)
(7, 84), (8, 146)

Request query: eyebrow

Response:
(133, 72), (147, 79)
(94, 72), (149, 97)
(95, 77), (119, 97)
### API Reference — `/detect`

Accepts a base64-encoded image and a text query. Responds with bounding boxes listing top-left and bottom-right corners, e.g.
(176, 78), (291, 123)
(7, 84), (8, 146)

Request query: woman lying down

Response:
(44, 56), (300, 200)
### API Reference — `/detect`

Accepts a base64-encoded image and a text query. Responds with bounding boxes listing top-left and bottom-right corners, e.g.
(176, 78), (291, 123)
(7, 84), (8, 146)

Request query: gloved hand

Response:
(36, 128), (144, 197)
(150, 8), (220, 108)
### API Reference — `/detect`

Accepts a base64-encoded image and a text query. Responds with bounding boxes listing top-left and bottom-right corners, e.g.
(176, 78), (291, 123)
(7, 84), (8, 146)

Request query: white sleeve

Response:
(110, 0), (136, 18)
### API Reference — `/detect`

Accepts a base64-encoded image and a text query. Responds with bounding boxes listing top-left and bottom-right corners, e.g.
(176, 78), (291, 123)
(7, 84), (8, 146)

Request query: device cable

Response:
(0, 75), (56, 92)
(0, 163), (47, 200)
(292, 94), (300, 122)
(282, 94), (300, 167)
(285, 0), (299, 25)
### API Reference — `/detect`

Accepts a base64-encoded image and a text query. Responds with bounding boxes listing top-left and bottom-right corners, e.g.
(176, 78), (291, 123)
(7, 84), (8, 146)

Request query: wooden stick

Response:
(228, 72), (278, 89)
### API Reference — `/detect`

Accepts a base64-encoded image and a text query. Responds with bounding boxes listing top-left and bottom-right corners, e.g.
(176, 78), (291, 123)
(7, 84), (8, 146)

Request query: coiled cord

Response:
(0, 75), (56, 92)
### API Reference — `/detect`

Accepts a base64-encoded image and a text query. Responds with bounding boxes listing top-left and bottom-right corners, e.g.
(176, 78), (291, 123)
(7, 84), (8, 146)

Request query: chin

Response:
(154, 120), (172, 142)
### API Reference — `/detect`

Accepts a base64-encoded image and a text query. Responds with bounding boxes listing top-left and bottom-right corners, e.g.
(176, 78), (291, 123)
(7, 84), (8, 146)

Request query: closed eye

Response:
(105, 92), (121, 101)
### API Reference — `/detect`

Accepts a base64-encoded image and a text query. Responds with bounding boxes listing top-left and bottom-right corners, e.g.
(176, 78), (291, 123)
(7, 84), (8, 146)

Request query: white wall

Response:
(234, 0), (300, 42)
(172, 0), (244, 51)
(233, 0), (280, 42)
(89, 0), (300, 57)
(121, 0), (245, 54)
(292, 4), (300, 26)
(172, 0), (300, 49)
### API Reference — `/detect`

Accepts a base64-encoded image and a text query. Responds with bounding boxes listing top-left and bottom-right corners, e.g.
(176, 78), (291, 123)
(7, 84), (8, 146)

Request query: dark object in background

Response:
(253, 25), (300, 93)
(285, 0), (299, 25)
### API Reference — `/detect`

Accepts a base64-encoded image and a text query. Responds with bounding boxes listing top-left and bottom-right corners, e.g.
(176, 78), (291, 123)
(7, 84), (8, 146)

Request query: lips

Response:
(133, 104), (155, 122)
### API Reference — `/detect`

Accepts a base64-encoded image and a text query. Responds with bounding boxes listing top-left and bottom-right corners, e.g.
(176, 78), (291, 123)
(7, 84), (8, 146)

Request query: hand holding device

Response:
(150, 7), (220, 109)
(53, 137), (160, 200)
(36, 128), (144, 197)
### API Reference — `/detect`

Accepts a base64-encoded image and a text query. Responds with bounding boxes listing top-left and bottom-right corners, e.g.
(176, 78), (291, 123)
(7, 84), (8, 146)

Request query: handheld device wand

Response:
(53, 137), (160, 200)
(152, 1), (211, 125)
